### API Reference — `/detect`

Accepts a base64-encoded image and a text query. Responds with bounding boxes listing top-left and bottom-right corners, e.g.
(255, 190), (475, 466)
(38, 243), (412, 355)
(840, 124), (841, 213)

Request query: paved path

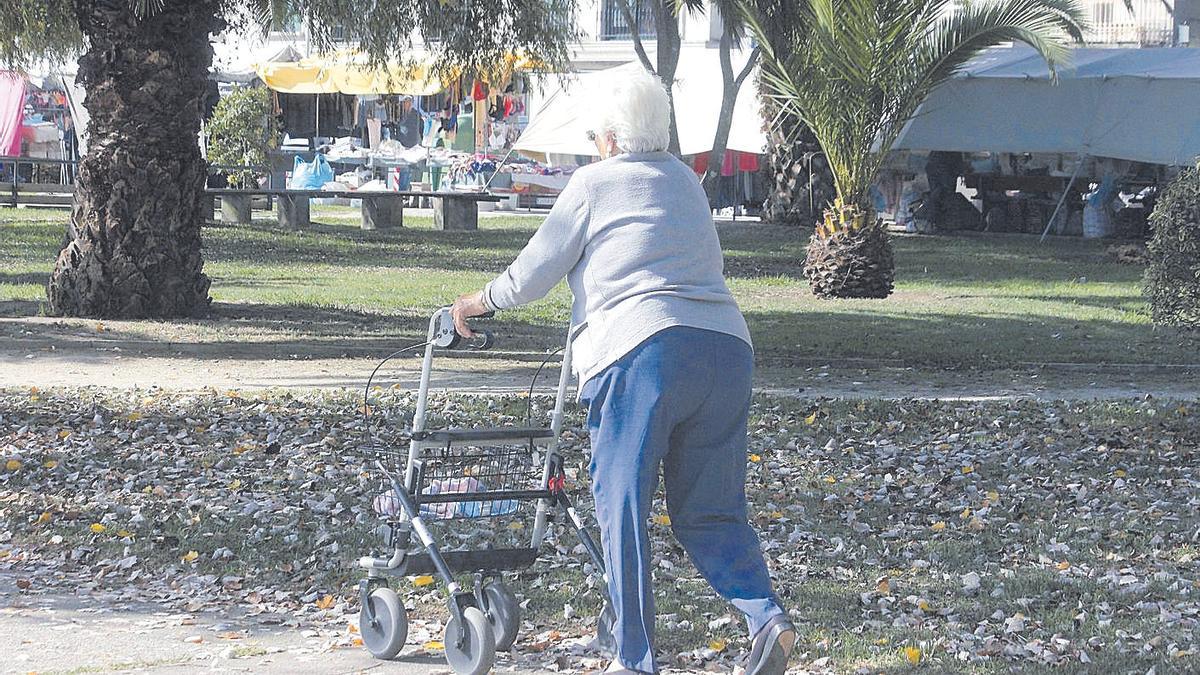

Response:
(0, 571), (551, 675)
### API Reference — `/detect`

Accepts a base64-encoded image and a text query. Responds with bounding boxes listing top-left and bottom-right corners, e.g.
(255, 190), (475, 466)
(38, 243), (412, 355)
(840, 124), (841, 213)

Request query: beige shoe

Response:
(744, 615), (796, 675)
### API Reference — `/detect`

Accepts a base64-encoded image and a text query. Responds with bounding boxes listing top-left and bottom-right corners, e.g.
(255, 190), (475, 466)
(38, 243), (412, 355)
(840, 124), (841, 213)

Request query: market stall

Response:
(250, 51), (538, 202)
(0, 70), (78, 194)
(889, 45), (1200, 238)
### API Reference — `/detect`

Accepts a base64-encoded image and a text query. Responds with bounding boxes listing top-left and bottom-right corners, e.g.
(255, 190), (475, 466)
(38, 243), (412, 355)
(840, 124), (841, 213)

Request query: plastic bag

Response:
(288, 154), (333, 190)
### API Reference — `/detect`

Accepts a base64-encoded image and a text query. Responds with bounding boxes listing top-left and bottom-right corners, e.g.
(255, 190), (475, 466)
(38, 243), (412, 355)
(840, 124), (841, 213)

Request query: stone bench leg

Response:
(277, 194), (310, 230)
(361, 198), (403, 230)
(434, 198), (478, 231)
(220, 195), (252, 224)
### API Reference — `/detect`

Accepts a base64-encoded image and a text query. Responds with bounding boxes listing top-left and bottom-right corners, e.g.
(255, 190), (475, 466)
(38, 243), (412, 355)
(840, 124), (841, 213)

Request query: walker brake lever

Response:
(431, 308), (495, 350)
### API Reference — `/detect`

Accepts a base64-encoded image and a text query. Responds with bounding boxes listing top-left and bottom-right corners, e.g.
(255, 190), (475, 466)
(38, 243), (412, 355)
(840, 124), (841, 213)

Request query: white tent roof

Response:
(211, 40), (303, 83)
(893, 45), (1200, 166)
(515, 52), (766, 157)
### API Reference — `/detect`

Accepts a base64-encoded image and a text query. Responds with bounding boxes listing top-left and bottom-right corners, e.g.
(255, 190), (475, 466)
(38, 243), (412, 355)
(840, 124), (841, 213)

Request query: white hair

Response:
(591, 67), (671, 154)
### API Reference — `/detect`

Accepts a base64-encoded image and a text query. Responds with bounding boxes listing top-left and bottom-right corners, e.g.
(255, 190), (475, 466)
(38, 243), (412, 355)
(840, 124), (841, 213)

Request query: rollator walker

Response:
(354, 307), (616, 675)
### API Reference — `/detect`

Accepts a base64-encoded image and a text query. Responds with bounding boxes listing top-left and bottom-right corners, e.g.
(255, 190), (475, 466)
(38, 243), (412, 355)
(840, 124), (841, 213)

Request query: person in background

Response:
(449, 68), (795, 675)
(395, 95), (422, 148)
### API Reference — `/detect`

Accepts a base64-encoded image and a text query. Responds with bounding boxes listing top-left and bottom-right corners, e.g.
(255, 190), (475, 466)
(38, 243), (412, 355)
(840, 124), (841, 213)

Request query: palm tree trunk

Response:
(760, 92), (833, 226)
(47, 0), (221, 318)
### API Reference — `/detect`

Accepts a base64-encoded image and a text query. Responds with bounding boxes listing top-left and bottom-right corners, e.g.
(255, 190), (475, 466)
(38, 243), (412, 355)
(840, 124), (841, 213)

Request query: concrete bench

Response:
(205, 188), (501, 231)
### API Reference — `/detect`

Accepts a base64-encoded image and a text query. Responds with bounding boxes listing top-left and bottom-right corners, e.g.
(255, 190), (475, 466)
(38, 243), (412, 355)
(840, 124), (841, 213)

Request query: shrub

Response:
(1145, 167), (1200, 328)
(206, 86), (279, 188)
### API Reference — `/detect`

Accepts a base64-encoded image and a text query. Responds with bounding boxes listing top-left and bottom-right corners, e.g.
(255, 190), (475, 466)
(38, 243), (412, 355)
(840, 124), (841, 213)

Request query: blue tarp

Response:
(892, 46), (1200, 166)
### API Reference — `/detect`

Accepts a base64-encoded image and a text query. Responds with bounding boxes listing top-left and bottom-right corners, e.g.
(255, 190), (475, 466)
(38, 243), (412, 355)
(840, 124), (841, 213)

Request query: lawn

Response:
(2, 388), (1198, 673)
(0, 205), (1194, 367)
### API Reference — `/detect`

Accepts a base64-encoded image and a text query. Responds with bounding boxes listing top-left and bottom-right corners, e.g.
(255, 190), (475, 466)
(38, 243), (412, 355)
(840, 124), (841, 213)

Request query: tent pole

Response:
(1039, 154), (1086, 243)
(315, 95), (320, 143)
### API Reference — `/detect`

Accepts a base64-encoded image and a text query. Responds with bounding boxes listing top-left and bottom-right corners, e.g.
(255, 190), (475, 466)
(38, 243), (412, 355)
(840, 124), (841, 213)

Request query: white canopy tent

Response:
(211, 41), (303, 83)
(893, 45), (1200, 166)
(514, 52), (766, 158)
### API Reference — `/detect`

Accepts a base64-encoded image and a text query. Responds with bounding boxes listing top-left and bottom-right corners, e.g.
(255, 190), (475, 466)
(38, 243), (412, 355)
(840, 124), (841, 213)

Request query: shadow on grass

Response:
(2, 300), (1196, 369)
(0, 299), (42, 317)
(742, 308), (1196, 367)
(0, 272), (49, 286)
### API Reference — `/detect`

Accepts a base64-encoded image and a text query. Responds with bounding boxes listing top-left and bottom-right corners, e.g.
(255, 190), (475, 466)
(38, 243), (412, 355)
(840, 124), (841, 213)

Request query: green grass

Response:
(1, 205), (1194, 367)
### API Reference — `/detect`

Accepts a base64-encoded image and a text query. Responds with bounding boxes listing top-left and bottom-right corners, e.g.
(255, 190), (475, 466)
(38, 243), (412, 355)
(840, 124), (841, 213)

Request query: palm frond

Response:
(127, 0), (165, 20)
(921, 0), (1086, 87)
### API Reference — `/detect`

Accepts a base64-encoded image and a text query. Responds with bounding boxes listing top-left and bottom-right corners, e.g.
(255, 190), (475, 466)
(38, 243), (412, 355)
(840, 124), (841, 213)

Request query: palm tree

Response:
(742, 0), (1085, 298)
(1, 0), (576, 318)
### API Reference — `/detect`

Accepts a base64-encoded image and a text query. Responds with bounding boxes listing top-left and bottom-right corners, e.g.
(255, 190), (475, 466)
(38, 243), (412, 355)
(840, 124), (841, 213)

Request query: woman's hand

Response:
(450, 291), (490, 338)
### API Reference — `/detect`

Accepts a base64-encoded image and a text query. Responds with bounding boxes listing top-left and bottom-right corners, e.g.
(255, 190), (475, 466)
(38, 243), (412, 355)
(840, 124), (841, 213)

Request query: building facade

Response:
(1080, 0), (1179, 46)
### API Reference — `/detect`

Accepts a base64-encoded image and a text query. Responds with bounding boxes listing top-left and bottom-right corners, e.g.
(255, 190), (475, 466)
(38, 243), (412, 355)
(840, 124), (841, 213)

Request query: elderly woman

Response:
(450, 68), (794, 675)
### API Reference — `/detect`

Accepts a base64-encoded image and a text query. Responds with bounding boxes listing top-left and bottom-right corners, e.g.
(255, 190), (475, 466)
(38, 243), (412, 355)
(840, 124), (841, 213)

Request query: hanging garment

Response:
(367, 118), (383, 149)
(0, 72), (27, 156)
(737, 152), (761, 172)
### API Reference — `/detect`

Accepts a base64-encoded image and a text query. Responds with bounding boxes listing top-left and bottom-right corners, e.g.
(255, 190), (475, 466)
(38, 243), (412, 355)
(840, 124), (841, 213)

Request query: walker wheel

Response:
(482, 580), (521, 650)
(360, 587), (408, 660)
(444, 606), (496, 675)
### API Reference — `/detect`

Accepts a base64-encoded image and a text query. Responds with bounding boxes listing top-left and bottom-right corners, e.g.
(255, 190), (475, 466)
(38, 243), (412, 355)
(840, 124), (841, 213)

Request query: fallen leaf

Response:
(903, 646), (921, 664)
(931, 521), (946, 532)
(653, 514), (671, 526)
(315, 594), (335, 609)
(412, 575), (435, 587)
(89, 523), (106, 534)
(182, 550), (200, 563)
(36, 511), (51, 525)
(5, 459), (21, 471)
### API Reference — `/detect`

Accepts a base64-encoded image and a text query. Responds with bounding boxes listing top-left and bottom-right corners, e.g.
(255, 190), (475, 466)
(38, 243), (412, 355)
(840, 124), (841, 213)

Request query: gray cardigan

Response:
(484, 151), (751, 386)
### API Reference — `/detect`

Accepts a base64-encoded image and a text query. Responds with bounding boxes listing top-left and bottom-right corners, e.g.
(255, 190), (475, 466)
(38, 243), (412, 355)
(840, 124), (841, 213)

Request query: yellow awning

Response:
(256, 51), (545, 95)
(255, 59), (339, 94)
(257, 53), (444, 95)
(329, 63), (445, 96)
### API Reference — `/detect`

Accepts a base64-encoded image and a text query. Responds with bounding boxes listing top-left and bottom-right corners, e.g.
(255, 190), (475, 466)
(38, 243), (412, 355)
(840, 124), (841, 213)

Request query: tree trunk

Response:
(47, 0), (220, 318)
(702, 33), (759, 205)
(649, 0), (682, 157)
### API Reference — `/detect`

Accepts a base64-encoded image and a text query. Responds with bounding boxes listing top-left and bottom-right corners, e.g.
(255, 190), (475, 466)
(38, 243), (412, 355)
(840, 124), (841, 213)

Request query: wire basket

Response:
(372, 440), (545, 522)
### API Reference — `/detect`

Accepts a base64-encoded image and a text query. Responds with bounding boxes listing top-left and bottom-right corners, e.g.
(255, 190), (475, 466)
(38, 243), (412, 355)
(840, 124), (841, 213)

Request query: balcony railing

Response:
(1087, 22), (1174, 45)
(600, 0), (657, 41)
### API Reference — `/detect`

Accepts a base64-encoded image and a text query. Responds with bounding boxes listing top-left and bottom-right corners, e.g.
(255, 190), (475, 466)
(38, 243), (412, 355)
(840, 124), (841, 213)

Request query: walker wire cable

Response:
(361, 340), (432, 452)
(525, 347), (565, 426)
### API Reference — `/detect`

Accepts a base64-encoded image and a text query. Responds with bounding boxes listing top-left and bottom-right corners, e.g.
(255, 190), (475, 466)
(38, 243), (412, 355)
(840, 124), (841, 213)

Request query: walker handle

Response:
(432, 307), (495, 350)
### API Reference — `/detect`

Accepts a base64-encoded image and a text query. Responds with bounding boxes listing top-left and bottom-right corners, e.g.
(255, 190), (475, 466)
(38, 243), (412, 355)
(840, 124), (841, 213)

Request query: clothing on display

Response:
(395, 107), (422, 148)
(0, 72), (28, 156)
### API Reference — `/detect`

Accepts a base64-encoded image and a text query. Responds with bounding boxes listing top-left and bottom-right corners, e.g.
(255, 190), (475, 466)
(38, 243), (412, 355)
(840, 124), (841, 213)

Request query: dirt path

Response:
(2, 341), (1196, 400)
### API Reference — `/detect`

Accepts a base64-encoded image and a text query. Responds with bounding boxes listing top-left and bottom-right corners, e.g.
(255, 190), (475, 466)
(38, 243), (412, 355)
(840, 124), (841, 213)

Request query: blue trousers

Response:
(579, 326), (785, 674)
